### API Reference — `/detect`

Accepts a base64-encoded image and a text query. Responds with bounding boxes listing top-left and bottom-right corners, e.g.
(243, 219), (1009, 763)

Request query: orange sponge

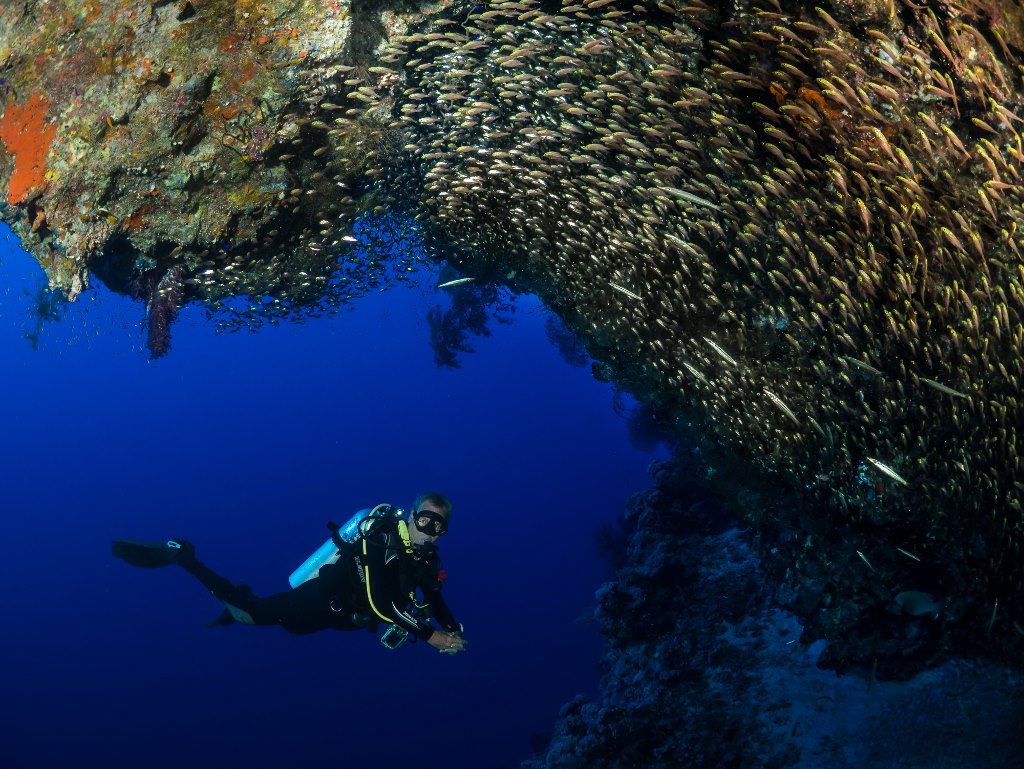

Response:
(0, 90), (58, 204)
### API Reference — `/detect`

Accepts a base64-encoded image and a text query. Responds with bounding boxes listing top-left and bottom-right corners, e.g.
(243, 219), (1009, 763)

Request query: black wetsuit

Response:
(182, 515), (459, 638)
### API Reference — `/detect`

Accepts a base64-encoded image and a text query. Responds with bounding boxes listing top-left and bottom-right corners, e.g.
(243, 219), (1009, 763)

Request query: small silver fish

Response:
(609, 282), (642, 300)
(919, 376), (969, 399)
(682, 361), (707, 384)
(839, 355), (882, 377)
(856, 550), (877, 572)
(866, 457), (909, 486)
(896, 547), (921, 562)
(437, 277), (476, 289)
(764, 389), (800, 426)
(703, 337), (738, 367)
(661, 186), (721, 210)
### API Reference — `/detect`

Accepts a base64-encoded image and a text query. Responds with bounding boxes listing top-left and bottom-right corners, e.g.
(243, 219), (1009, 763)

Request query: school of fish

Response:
(359, 0), (1024, 666)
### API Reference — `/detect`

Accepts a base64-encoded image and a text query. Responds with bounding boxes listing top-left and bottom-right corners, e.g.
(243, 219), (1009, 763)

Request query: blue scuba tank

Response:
(288, 507), (373, 588)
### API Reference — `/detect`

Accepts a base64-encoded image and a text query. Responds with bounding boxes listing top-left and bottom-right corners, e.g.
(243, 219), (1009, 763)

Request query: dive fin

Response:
(111, 539), (192, 568)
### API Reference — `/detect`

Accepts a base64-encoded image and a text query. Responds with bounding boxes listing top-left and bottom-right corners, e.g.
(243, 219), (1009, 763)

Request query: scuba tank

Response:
(288, 505), (397, 588)
(288, 504), (416, 651)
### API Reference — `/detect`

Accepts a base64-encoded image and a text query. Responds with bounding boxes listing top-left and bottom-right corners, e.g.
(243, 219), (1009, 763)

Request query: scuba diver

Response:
(112, 492), (467, 654)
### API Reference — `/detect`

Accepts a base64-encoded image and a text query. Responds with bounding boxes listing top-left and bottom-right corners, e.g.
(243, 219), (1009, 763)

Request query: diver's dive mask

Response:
(413, 510), (448, 537)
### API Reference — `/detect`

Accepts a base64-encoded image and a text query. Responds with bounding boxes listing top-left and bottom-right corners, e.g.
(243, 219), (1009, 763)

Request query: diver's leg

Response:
(247, 580), (337, 634)
(164, 545), (280, 626)
(212, 579), (360, 635)
(177, 554), (244, 604)
(179, 551), (335, 631)
(114, 538), (339, 632)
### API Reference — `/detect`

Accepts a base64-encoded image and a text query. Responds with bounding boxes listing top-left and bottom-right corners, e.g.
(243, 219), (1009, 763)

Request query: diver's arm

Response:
(421, 584), (460, 634)
(361, 537), (435, 640)
(413, 551), (460, 633)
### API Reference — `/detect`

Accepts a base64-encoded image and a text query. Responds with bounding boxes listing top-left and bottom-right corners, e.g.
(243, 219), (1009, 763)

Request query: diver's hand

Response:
(428, 630), (467, 654)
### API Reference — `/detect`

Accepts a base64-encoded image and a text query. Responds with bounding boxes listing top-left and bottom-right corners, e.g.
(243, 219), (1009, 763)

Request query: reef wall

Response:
(0, 0), (454, 352)
(523, 458), (1024, 769)
(2, 0), (1022, 701)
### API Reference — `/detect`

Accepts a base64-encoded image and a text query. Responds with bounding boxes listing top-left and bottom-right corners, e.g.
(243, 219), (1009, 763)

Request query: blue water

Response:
(0, 223), (662, 769)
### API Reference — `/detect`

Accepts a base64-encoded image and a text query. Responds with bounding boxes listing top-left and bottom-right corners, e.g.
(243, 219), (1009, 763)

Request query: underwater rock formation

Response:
(0, 0), (452, 347)
(2, 0), (1022, 703)
(523, 458), (1024, 769)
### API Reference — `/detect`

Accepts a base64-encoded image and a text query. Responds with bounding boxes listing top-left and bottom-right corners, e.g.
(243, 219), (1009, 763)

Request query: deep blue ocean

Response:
(0, 222), (663, 769)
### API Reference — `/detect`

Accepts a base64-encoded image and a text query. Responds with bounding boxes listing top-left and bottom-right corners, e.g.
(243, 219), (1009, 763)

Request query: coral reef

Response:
(0, 0), (462, 352)
(523, 459), (1024, 769)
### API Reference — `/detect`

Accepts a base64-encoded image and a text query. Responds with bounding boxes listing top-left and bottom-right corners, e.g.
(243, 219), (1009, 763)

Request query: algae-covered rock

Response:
(0, 0), (470, 352)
